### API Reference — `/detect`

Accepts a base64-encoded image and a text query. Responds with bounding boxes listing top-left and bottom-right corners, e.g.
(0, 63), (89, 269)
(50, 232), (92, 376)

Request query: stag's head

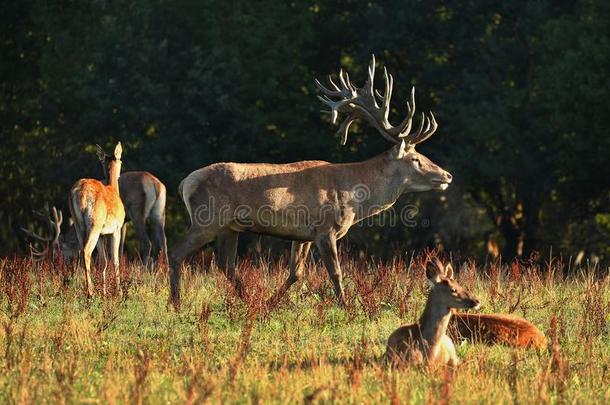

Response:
(426, 258), (480, 311)
(315, 56), (452, 192)
(21, 203), (79, 263)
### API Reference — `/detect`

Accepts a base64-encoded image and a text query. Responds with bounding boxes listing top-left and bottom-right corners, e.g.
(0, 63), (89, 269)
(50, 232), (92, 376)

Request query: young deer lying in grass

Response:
(384, 259), (480, 367)
(449, 312), (547, 349)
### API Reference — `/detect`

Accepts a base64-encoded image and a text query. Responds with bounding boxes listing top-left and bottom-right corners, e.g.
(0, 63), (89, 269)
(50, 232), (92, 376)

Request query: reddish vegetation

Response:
(449, 312), (547, 349)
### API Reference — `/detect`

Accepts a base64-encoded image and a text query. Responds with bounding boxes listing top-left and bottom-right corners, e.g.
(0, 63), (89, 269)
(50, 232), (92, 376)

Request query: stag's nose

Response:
(445, 172), (453, 183)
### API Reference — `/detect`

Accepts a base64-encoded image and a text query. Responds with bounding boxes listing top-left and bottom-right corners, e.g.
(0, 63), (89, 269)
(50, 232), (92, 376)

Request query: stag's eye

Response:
(411, 158), (421, 166)
(450, 288), (457, 294)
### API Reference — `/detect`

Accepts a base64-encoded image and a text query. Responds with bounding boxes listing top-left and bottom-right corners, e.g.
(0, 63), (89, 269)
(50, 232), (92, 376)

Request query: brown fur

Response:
(384, 260), (480, 368)
(118, 171), (167, 265)
(69, 143), (125, 297)
(448, 312), (547, 349)
(168, 59), (454, 310)
(170, 149), (452, 309)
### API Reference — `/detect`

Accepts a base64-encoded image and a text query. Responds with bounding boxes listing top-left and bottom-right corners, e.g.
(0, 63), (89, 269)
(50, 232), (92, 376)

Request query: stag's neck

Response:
(108, 162), (121, 192)
(346, 152), (407, 220)
(418, 298), (452, 348)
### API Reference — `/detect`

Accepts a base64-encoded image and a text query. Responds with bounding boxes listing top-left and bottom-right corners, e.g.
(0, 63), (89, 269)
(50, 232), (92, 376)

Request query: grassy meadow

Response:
(0, 253), (609, 404)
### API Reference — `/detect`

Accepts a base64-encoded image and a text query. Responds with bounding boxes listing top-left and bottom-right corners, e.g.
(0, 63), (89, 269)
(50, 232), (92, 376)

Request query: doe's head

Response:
(95, 142), (123, 180)
(426, 258), (480, 311)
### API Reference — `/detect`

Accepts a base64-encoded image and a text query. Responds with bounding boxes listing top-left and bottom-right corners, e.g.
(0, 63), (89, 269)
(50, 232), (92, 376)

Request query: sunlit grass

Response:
(0, 255), (609, 403)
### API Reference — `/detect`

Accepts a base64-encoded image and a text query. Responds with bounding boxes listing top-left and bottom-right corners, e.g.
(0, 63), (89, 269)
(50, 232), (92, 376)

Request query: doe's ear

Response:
(426, 261), (443, 284)
(444, 263), (454, 279)
(113, 142), (122, 160)
(95, 144), (106, 162)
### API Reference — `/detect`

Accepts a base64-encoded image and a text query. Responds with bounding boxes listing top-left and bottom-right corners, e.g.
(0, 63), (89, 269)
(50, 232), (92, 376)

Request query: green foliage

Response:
(1, 0), (608, 260)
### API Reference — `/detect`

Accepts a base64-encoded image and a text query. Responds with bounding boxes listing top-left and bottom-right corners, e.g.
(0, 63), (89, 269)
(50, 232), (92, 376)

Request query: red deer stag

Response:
(169, 56), (453, 309)
(384, 259), (481, 367)
(69, 142), (125, 297)
(21, 203), (78, 262)
(96, 149), (168, 266)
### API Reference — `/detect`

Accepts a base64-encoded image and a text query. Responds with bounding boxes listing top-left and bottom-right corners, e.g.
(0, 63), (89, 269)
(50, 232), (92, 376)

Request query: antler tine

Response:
(317, 95), (341, 124)
(394, 87), (416, 137)
(50, 206), (63, 247)
(402, 112), (426, 141)
(364, 55), (379, 107)
(20, 227), (51, 242)
(315, 78), (345, 98)
(409, 111), (438, 144)
(381, 67), (393, 121)
(53, 207), (63, 228)
(337, 113), (359, 145)
(315, 55), (439, 146)
(30, 243), (49, 262)
(328, 75), (341, 92)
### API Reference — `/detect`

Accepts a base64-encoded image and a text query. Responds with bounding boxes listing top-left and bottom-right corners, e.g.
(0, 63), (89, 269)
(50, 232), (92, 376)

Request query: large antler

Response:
(21, 203), (63, 262)
(315, 55), (438, 146)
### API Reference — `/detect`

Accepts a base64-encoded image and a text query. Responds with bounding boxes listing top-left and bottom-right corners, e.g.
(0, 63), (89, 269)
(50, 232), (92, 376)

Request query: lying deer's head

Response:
(426, 258), (480, 311)
(316, 55), (452, 192)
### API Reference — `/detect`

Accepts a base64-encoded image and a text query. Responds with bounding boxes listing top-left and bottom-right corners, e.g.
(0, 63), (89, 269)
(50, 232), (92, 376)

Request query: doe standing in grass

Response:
(69, 142), (125, 297)
(384, 259), (481, 367)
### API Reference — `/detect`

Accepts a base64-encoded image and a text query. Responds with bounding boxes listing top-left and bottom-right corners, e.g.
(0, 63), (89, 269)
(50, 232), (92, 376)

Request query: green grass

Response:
(0, 255), (609, 404)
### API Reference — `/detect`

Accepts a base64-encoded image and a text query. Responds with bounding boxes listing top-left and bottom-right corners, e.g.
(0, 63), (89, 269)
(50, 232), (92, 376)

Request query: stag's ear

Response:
(391, 140), (407, 159)
(426, 261), (443, 284)
(444, 263), (454, 279)
(113, 142), (122, 160)
(95, 144), (106, 162)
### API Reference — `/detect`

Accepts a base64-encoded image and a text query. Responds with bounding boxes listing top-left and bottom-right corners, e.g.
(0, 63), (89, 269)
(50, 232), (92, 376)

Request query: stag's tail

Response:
(177, 177), (195, 226)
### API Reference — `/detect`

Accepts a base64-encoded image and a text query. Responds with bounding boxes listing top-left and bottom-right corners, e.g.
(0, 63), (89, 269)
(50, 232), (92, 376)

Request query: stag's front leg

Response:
(216, 229), (244, 298)
(168, 226), (219, 310)
(315, 233), (346, 306)
(267, 241), (312, 308)
(111, 229), (122, 296)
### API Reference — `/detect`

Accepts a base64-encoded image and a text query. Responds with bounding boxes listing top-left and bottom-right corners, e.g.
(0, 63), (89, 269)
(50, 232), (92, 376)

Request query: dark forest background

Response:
(1, 0), (609, 263)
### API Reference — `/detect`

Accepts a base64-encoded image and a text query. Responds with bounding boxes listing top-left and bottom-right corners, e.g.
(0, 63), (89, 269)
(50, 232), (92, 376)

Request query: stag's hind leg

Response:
(168, 225), (219, 309)
(216, 229), (244, 297)
(267, 241), (311, 308)
(315, 233), (346, 306)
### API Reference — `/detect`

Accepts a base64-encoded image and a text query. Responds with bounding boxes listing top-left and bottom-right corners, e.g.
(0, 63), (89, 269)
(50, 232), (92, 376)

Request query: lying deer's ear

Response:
(426, 262), (443, 284)
(392, 140), (407, 159)
(95, 144), (106, 162)
(114, 142), (122, 160)
(444, 263), (454, 279)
